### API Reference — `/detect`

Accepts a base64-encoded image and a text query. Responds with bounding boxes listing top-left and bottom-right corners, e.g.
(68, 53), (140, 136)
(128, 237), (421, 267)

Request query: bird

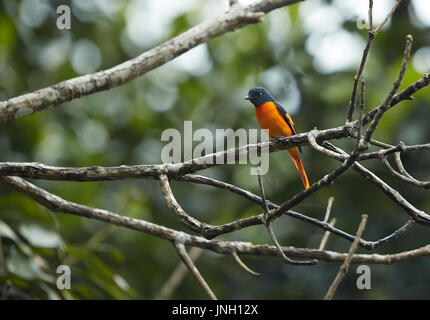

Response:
(245, 87), (310, 189)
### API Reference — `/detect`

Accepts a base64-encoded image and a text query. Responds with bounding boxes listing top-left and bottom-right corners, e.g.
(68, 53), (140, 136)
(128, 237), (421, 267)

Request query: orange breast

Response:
(255, 102), (294, 138)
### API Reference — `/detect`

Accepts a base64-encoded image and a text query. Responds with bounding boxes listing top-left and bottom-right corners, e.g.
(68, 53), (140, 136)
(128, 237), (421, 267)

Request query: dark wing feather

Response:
(274, 101), (302, 153)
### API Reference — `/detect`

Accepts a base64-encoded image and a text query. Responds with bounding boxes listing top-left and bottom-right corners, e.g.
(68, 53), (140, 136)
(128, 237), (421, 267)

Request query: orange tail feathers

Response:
(287, 147), (310, 189)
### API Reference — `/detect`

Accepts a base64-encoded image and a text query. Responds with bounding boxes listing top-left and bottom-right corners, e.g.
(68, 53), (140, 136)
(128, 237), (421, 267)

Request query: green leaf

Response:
(18, 224), (63, 249)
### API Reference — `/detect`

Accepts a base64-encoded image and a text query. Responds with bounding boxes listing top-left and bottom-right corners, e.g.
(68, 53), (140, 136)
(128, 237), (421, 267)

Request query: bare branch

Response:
(394, 151), (415, 180)
(319, 198), (336, 250)
(323, 197), (334, 222)
(258, 170), (317, 266)
(0, 0), (302, 123)
(357, 79), (367, 149)
(1, 125), (429, 184)
(267, 130), (362, 224)
(358, 142), (430, 161)
(178, 175), (411, 249)
(323, 142), (430, 226)
(155, 247), (203, 300)
(392, 152), (430, 188)
(174, 242), (217, 300)
(257, 169), (270, 215)
(363, 73), (430, 124)
(373, 0), (402, 34)
(318, 218), (337, 251)
(232, 250), (262, 278)
(0, 175), (427, 265)
(159, 174), (210, 235)
(365, 219), (414, 249)
(381, 156), (430, 189)
(0, 149), (424, 245)
(354, 162), (430, 226)
(346, 29), (374, 122)
(1, 138), (427, 180)
(365, 34), (413, 143)
(324, 214), (368, 300)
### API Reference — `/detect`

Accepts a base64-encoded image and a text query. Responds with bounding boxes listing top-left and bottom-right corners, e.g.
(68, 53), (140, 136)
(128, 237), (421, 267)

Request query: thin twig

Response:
(155, 247), (203, 299)
(346, 0), (375, 122)
(365, 34), (413, 143)
(318, 218), (337, 251)
(323, 197), (334, 222)
(393, 151), (430, 188)
(366, 219), (414, 249)
(363, 73), (430, 125)
(160, 174), (212, 236)
(357, 79), (367, 149)
(381, 156), (430, 189)
(257, 170), (317, 266)
(324, 214), (368, 300)
(373, 0), (402, 34)
(323, 142), (430, 226)
(174, 242), (217, 300)
(256, 168), (269, 216)
(394, 151), (415, 180)
(232, 250), (262, 278)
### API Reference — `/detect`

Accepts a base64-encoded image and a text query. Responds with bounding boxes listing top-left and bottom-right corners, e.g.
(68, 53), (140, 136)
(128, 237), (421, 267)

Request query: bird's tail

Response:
(287, 147), (310, 189)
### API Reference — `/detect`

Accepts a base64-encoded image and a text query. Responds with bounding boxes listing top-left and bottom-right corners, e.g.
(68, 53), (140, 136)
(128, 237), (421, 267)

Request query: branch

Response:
(0, 0), (302, 122)
(174, 242), (217, 300)
(0, 158), (415, 248)
(1, 139), (427, 180)
(368, 0), (373, 30)
(257, 170), (317, 266)
(265, 130), (361, 222)
(232, 250), (262, 278)
(178, 175), (412, 249)
(0, 175), (428, 265)
(160, 174), (210, 235)
(319, 197), (336, 250)
(1, 122), (429, 183)
(324, 214), (368, 300)
(381, 155), (430, 189)
(365, 34), (413, 143)
(323, 197), (334, 222)
(346, 0), (375, 122)
(363, 73), (430, 125)
(373, 0), (402, 34)
(155, 247), (203, 299)
(318, 218), (337, 251)
(323, 142), (430, 226)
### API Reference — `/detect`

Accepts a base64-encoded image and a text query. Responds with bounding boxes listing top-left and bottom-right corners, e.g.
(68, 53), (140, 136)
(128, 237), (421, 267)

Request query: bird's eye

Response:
(258, 92), (263, 96)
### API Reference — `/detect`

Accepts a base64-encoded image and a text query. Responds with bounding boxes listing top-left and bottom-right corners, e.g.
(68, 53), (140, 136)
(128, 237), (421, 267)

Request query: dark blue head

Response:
(244, 87), (275, 107)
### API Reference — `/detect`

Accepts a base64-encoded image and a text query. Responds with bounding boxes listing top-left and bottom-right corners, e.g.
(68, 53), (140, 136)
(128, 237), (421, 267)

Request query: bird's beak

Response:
(244, 95), (250, 100)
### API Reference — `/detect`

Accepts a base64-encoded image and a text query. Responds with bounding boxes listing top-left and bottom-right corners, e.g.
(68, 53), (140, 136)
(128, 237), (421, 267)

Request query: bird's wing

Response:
(274, 101), (302, 153)
(274, 101), (298, 135)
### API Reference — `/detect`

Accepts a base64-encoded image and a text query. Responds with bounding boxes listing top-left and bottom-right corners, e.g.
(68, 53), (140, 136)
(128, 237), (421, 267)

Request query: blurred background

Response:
(0, 0), (429, 299)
